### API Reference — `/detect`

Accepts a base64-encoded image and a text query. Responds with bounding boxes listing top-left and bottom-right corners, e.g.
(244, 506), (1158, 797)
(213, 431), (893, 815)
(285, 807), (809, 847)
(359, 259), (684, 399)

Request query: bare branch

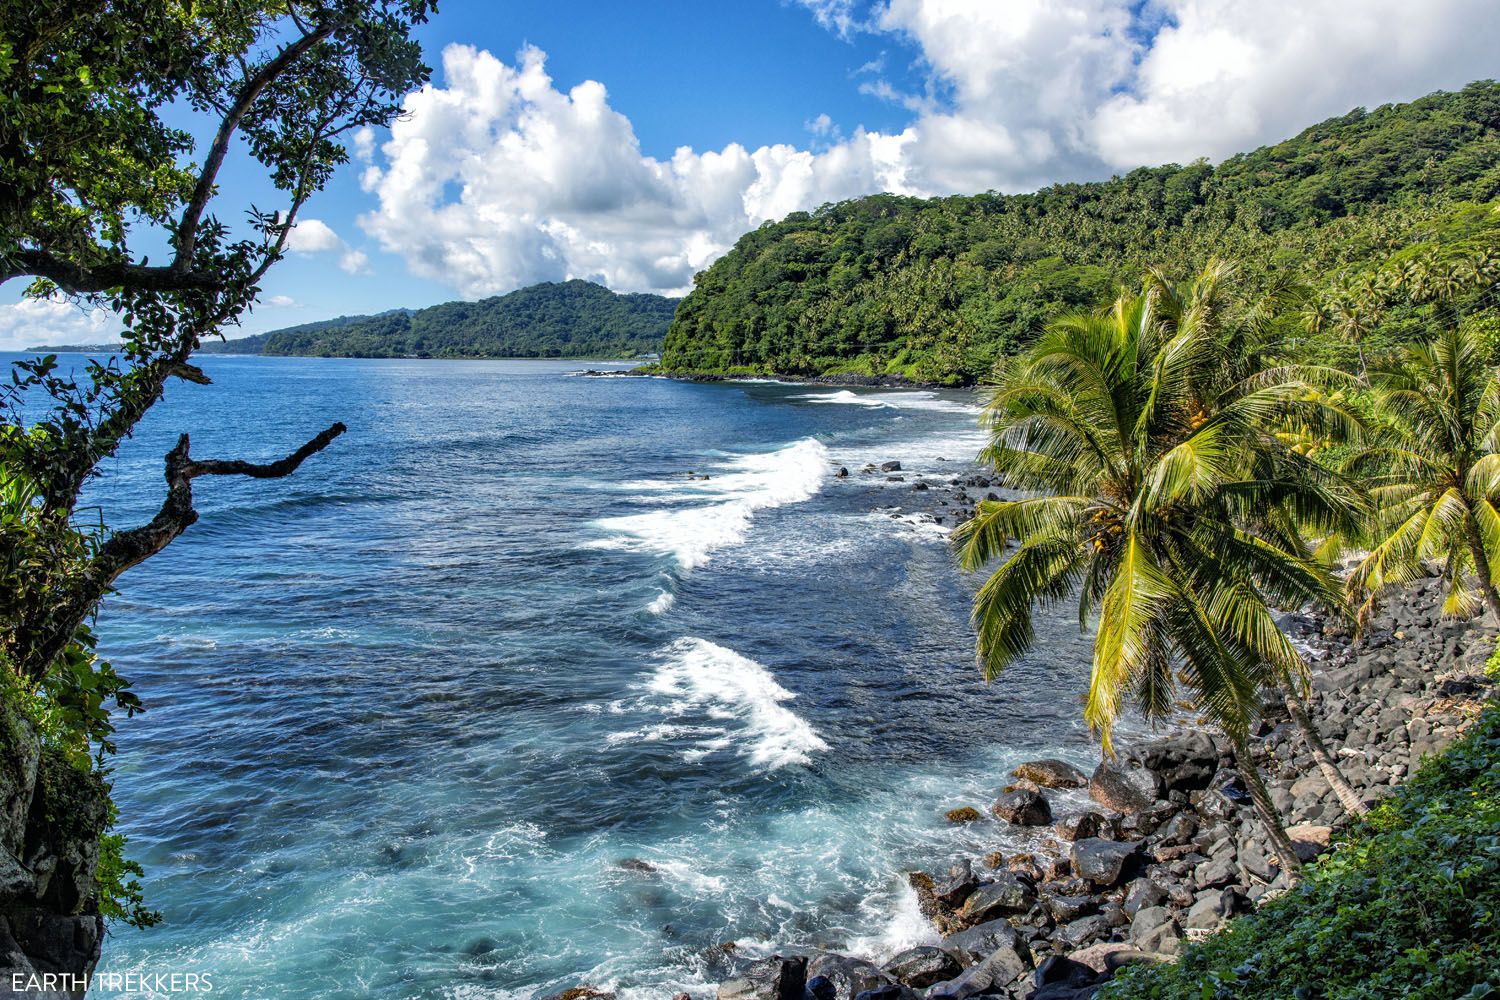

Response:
(21, 422), (347, 681)
(183, 422), (346, 478)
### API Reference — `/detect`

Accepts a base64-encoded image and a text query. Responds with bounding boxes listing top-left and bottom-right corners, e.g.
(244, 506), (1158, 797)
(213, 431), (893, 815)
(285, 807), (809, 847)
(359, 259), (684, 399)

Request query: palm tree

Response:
(1346, 321), (1500, 625)
(955, 262), (1367, 877)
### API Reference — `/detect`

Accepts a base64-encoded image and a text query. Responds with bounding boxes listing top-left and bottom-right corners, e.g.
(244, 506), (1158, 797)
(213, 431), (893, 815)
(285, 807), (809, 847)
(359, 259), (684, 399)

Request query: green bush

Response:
(1104, 701), (1500, 1000)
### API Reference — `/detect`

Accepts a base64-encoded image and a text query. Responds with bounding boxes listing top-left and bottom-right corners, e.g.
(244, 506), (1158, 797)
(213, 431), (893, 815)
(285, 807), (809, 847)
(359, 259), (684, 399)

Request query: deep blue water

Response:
(20, 356), (1107, 999)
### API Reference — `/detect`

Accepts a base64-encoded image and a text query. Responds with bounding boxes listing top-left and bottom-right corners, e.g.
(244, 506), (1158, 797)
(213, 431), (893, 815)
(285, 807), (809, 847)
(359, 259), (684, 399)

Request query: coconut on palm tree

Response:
(956, 262), (1368, 876)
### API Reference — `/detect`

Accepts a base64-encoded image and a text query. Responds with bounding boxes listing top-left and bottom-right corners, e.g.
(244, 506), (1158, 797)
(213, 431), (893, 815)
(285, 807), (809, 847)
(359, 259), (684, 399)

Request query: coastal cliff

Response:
(0, 706), (109, 999)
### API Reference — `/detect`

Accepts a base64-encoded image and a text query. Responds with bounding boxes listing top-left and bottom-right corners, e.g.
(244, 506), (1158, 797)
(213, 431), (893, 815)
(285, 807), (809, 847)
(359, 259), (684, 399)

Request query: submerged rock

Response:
(944, 806), (983, 824)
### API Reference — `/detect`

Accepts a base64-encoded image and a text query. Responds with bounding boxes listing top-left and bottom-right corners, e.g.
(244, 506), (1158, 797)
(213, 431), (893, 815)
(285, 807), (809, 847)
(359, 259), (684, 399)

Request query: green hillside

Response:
(656, 82), (1500, 385)
(204, 280), (677, 359)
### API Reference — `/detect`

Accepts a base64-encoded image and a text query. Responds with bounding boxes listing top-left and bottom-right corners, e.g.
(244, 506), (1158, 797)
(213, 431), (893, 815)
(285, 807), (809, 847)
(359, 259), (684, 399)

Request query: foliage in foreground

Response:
(1103, 700), (1500, 1000)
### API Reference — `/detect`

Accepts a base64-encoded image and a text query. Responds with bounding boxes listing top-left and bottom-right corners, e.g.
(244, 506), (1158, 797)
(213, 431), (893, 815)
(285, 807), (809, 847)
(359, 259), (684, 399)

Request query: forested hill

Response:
(657, 81), (1500, 385)
(203, 280), (678, 359)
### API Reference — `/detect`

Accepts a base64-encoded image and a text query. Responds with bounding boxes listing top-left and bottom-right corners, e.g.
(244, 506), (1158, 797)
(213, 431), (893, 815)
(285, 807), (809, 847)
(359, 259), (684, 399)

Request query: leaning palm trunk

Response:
(1229, 731), (1304, 884)
(1284, 690), (1369, 816)
(1462, 511), (1500, 624)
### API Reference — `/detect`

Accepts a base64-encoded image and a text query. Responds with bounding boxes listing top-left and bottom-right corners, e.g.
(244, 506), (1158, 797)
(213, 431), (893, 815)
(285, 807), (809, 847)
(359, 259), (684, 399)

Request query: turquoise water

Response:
(35, 356), (1103, 998)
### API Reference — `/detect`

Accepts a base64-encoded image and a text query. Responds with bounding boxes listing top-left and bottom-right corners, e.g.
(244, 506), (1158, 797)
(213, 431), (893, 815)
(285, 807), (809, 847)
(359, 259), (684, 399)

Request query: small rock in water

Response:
(835, 467), (849, 478)
(616, 857), (656, 873)
(880, 460), (902, 472)
(1012, 759), (1089, 789)
(945, 806), (983, 824)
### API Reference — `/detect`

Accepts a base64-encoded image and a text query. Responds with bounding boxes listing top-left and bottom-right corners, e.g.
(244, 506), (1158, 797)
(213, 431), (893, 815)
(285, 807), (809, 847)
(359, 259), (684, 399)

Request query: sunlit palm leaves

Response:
(956, 261), (1359, 754)
(1345, 322), (1500, 622)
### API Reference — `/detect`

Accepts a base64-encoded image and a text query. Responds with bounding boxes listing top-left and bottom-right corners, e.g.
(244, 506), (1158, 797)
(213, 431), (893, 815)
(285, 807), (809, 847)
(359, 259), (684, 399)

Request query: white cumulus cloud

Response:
(0, 296), (117, 351)
(358, 2), (1500, 296)
(288, 218), (371, 275)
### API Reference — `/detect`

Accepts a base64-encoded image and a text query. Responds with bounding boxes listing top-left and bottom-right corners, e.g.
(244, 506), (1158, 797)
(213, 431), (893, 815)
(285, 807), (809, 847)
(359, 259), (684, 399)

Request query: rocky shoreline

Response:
(682, 576), (1494, 1000)
(541, 451), (1495, 1000)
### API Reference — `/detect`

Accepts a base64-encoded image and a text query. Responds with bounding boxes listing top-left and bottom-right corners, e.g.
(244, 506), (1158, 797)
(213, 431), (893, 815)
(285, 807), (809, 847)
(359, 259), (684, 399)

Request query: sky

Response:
(5, 0), (1500, 348)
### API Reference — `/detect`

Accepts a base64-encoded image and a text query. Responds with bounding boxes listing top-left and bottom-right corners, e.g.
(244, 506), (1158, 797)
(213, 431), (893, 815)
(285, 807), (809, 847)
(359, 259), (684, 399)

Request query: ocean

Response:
(29, 355), (1107, 998)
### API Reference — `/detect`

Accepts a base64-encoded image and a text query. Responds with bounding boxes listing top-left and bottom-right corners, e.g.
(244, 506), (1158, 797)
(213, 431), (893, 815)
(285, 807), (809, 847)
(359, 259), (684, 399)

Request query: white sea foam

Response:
(845, 882), (941, 960)
(586, 438), (829, 570)
(792, 389), (979, 414)
(642, 638), (828, 769)
(646, 590), (676, 615)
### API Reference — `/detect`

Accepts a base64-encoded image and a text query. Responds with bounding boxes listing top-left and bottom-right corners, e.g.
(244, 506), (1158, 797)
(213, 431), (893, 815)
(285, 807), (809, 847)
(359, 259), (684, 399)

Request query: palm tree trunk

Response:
(1356, 341), (1367, 382)
(1229, 730), (1304, 884)
(1283, 690), (1368, 816)
(1462, 511), (1500, 624)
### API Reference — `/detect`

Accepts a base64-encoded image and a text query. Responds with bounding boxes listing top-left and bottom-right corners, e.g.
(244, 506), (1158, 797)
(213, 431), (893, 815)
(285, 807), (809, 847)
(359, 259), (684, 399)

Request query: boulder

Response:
(1183, 891), (1230, 931)
(880, 461), (902, 472)
(850, 987), (917, 1000)
(1287, 823), (1334, 861)
(1089, 761), (1163, 814)
(941, 918), (1030, 967)
(1122, 878), (1166, 917)
(880, 947), (961, 989)
(805, 955), (886, 1000)
(1043, 892), (1099, 924)
(932, 860), (978, 909)
(717, 956), (808, 1000)
(1067, 942), (1147, 975)
(1070, 838), (1141, 888)
(1057, 913), (1113, 949)
(1032, 955), (1100, 990)
(1193, 857), (1237, 891)
(1054, 812), (1104, 842)
(1011, 759), (1089, 789)
(959, 873), (1036, 923)
(924, 943), (1032, 1000)
(991, 788), (1052, 826)
(1128, 906), (1181, 955)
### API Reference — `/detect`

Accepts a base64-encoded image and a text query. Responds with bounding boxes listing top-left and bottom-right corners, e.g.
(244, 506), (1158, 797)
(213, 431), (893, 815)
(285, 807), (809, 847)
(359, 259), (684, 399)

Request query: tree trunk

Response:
(1284, 690), (1368, 816)
(1229, 731), (1303, 884)
(1462, 510), (1500, 625)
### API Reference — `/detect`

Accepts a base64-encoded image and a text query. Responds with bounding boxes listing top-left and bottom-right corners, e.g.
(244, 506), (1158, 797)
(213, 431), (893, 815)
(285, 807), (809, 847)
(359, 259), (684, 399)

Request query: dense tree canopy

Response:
(657, 82), (1500, 385)
(198, 279), (676, 359)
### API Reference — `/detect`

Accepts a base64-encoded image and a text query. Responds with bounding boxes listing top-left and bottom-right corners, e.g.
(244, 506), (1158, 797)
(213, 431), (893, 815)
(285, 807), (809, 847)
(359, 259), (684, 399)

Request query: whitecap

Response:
(585, 438), (829, 570)
(646, 591), (676, 615)
(641, 638), (828, 769)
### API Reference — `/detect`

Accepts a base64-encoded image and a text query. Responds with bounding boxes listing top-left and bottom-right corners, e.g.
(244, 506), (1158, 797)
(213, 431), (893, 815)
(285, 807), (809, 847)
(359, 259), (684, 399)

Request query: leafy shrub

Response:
(1104, 700), (1500, 999)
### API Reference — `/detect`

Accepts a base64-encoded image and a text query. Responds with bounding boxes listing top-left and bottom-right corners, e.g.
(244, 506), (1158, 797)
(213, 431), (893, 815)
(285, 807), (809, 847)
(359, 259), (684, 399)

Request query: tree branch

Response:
(21, 422), (346, 681)
(173, 23), (335, 269)
(1, 250), (225, 295)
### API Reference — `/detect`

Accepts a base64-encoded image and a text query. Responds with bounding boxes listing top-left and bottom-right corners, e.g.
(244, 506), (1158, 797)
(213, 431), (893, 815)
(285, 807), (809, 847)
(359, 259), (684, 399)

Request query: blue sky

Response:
(5, 0), (1500, 348)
